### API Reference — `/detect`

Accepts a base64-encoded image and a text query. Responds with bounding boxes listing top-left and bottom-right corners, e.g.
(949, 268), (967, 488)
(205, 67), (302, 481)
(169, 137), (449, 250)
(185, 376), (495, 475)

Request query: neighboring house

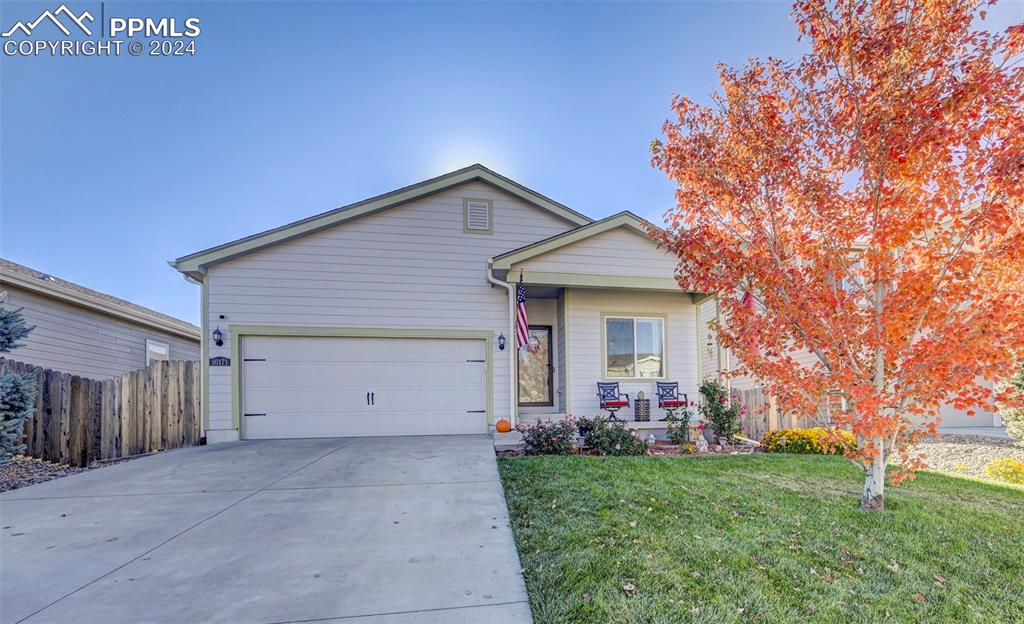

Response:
(173, 164), (708, 443)
(0, 258), (200, 379)
(694, 297), (1002, 429)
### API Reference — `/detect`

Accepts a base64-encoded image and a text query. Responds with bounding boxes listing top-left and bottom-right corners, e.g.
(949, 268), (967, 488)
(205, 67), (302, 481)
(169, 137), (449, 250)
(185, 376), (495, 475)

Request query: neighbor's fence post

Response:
(0, 357), (202, 467)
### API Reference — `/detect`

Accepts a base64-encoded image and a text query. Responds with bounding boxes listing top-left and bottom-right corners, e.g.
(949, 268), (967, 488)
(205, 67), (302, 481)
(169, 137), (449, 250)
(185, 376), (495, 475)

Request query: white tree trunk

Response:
(861, 436), (886, 510)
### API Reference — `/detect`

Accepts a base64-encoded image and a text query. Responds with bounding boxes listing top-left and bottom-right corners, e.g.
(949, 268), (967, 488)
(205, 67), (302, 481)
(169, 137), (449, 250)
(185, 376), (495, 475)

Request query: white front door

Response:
(240, 336), (488, 439)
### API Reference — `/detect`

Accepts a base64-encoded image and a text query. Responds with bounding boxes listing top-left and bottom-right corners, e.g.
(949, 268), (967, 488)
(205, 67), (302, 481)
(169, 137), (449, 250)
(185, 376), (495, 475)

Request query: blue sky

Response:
(2, 1), (1019, 325)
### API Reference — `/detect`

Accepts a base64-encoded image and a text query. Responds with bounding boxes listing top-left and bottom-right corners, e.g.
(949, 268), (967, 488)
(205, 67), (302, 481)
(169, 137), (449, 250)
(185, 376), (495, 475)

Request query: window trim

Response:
(462, 198), (493, 235)
(600, 313), (668, 381)
(146, 339), (170, 365)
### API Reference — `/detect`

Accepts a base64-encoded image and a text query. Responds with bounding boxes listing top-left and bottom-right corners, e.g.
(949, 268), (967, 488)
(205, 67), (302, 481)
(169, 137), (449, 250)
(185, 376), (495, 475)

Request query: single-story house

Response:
(0, 258), (200, 379)
(173, 164), (708, 443)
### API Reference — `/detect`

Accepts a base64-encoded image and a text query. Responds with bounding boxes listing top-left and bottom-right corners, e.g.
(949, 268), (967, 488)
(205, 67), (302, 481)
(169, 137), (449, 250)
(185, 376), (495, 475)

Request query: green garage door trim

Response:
(228, 326), (495, 435)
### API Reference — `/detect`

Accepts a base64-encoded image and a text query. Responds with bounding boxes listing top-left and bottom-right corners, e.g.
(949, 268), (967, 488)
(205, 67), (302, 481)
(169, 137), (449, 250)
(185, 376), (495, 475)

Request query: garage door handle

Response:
(371, 392), (375, 405)
(466, 410), (485, 413)
(366, 392), (370, 406)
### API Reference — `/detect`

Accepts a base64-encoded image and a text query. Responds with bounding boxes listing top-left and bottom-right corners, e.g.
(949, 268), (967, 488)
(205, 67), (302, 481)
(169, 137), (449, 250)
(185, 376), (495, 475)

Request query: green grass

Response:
(498, 454), (1024, 623)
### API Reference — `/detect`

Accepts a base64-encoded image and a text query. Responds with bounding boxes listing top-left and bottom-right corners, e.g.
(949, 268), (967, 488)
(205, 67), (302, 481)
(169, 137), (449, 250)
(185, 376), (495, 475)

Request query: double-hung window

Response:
(604, 316), (665, 379)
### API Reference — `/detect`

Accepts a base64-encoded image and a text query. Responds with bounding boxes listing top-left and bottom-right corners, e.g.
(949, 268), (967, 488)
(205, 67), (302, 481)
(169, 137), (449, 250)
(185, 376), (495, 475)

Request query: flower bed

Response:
(761, 427), (855, 455)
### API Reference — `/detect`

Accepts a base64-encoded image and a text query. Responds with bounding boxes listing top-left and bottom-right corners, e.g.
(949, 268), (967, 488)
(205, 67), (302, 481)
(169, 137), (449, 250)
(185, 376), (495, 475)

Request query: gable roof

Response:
(491, 211), (660, 270)
(172, 164), (593, 277)
(0, 258), (200, 341)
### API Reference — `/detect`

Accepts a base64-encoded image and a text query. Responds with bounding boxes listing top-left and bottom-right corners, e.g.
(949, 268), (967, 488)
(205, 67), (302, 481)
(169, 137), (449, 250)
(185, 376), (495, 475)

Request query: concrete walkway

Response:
(0, 436), (532, 624)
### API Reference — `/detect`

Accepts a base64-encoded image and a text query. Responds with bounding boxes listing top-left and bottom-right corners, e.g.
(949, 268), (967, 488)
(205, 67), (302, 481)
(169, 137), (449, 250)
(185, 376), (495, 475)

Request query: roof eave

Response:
(0, 269), (200, 341)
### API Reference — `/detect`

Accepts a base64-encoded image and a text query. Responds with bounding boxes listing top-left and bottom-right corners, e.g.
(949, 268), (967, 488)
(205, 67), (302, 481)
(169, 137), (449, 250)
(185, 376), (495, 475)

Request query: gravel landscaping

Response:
(0, 454), (145, 492)
(909, 434), (1024, 479)
(0, 456), (85, 492)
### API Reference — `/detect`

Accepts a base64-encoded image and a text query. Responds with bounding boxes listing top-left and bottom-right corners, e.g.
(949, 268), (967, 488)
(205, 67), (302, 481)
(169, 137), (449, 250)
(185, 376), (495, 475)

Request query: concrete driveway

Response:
(0, 436), (532, 624)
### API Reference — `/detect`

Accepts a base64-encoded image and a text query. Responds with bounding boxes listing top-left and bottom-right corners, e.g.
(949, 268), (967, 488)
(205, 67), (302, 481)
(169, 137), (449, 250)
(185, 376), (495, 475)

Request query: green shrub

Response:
(999, 364), (1024, 447)
(666, 419), (691, 445)
(984, 458), (1024, 485)
(516, 419), (577, 455)
(761, 428), (856, 455)
(698, 380), (743, 441)
(665, 400), (695, 445)
(585, 419), (649, 456)
(1, 305), (36, 458)
(574, 416), (600, 437)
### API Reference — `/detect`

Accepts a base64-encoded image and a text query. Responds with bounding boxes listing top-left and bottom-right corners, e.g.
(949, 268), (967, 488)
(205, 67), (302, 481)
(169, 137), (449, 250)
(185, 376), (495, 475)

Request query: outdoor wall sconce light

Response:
(498, 333), (506, 351)
(212, 327), (224, 347)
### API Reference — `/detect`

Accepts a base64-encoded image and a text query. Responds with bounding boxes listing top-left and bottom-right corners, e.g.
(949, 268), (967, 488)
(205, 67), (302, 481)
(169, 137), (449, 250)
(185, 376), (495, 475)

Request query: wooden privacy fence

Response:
(736, 386), (824, 440)
(0, 358), (201, 467)
(737, 387), (771, 440)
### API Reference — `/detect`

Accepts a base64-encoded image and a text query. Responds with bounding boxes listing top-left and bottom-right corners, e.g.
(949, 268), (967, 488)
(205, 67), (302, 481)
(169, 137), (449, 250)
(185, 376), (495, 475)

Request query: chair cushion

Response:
(661, 400), (687, 407)
(601, 400), (629, 407)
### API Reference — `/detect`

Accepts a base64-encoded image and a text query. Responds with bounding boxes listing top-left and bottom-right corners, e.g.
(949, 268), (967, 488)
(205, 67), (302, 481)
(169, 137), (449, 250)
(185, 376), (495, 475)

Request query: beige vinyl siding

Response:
(0, 286), (199, 379)
(697, 296), (719, 381)
(556, 291), (567, 412)
(936, 399), (995, 428)
(204, 181), (576, 437)
(565, 289), (698, 419)
(513, 227), (678, 278)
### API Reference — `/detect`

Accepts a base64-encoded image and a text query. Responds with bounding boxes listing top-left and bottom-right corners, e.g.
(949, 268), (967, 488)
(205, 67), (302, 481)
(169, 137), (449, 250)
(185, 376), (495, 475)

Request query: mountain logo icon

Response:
(2, 4), (95, 38)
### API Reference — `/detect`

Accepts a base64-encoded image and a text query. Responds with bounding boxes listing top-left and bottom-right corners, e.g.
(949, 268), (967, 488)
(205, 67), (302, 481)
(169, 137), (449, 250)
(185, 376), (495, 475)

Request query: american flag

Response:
(515, 274), (529, 351)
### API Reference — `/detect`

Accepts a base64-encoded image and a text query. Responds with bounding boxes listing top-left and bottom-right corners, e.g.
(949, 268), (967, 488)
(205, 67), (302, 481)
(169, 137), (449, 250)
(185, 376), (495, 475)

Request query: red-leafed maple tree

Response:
(653, 0), (1024, 509)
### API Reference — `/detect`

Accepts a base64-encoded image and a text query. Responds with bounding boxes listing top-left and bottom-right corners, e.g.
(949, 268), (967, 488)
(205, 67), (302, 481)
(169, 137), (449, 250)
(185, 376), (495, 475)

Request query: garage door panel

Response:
(243, 410), (486, 439)
(374, 387), (486, 411)
(243, 387), (370, 412)
(240, 335), (487, 438)
(244, 386), (485, 412)
(248, 363), (478, 387)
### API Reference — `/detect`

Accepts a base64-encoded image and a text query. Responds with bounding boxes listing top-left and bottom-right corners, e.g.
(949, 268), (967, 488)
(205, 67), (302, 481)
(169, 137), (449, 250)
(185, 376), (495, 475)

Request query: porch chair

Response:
(596, 382), (630, 422)
(656, 382), (689, 422)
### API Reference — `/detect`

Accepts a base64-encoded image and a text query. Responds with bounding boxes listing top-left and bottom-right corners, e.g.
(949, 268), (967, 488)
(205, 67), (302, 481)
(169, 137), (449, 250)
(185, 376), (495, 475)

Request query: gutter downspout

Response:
(486, 259), (517, 428)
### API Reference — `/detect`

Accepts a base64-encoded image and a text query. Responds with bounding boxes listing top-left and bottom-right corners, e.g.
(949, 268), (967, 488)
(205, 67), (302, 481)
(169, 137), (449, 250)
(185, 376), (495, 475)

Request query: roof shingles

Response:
(0, 258), (199, 336)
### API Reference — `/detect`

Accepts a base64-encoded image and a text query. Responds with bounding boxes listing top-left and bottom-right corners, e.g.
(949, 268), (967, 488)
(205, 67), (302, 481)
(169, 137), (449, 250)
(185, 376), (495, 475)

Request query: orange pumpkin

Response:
(495, 419), (512, 433)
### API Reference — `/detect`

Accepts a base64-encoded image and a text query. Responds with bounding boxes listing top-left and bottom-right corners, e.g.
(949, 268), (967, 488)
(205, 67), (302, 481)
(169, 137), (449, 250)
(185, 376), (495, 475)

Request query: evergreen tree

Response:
(0, 305), (33, 351)
(0, 304), (36, 458)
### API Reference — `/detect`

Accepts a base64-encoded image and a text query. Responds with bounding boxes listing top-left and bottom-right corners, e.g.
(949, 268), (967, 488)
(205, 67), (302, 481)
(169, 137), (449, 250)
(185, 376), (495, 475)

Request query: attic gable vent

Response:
(463, 198), (493, 235)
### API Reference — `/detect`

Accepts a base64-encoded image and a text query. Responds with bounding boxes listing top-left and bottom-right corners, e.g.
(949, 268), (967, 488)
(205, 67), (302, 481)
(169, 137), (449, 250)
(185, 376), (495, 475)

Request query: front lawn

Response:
(498, 454), (1024, 623)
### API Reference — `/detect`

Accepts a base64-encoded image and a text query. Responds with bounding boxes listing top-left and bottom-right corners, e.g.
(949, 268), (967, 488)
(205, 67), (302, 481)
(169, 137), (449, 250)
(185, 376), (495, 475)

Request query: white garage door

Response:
(241, 336), (488, 439)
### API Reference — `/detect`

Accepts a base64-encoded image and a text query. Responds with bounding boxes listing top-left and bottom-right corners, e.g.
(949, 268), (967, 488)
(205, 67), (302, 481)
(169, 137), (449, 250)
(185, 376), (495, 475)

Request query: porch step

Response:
(493, 431), (523, 452)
